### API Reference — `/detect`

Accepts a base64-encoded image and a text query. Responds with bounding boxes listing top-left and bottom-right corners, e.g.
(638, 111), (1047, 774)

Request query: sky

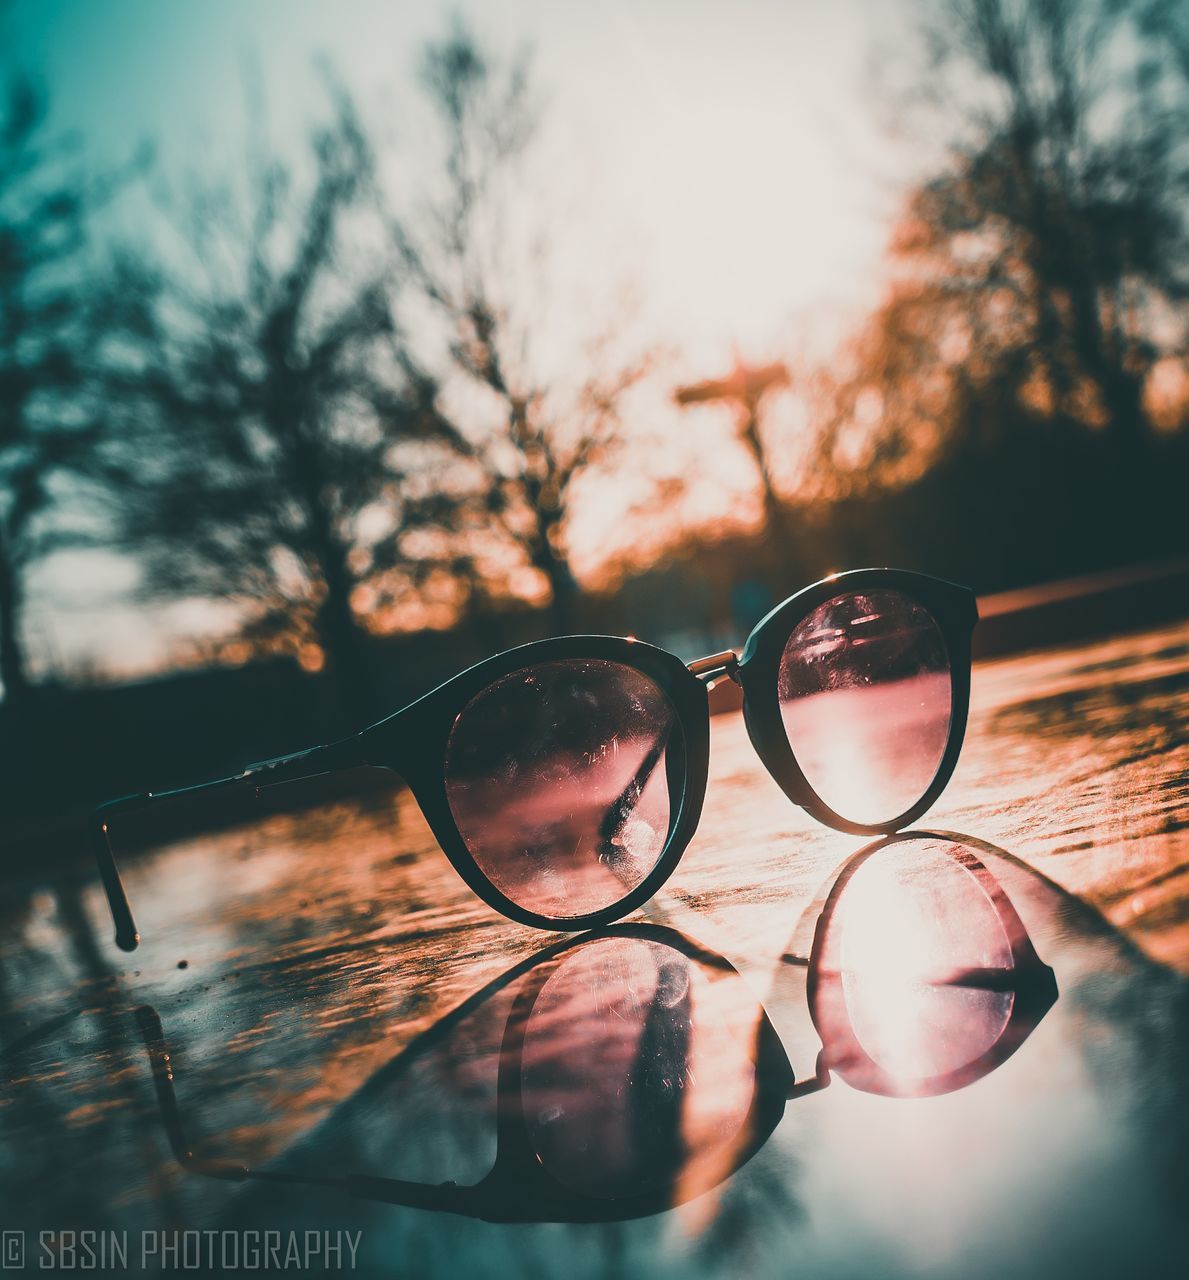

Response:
(6, 0), (927, 680)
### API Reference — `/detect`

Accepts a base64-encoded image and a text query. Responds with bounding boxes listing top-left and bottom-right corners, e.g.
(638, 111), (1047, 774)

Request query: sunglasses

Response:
(93, 568), (977, 950)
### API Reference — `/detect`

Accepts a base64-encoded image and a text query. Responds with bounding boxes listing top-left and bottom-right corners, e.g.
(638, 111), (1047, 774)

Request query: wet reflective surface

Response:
(1, 623), (1187, 1277)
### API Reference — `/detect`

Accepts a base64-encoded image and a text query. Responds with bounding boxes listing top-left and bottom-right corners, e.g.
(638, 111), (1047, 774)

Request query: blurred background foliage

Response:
(0, 0), (1186, 831)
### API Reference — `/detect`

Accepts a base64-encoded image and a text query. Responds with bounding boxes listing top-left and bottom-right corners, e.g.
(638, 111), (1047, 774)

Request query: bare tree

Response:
(392, 26), (652, 632)
(109, 88), (468, 713)
(0, 73), (119, 710)
(815, 0), (1188, 487)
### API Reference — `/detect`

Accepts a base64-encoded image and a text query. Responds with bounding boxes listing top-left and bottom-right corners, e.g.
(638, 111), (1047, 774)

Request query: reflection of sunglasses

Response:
(792, 836), (1058, 1099)
(136, 927), (792, 1223)
(95, 568), (976, 949)
(136, 839), (1054, 1224)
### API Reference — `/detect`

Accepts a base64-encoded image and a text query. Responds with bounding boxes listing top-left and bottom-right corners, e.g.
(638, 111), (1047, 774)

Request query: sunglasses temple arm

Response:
(137, 1004), (476, 1212)
(339, 1174), (482, 1215)
(135, 1004), (250, 1181)
(91, 800), (141, 952)
(92, 739), (364, 952)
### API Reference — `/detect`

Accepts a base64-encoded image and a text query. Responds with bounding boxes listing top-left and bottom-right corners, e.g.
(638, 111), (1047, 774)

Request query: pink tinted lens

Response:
(778, 590), (952, 825)
(444, 660), (682, 919)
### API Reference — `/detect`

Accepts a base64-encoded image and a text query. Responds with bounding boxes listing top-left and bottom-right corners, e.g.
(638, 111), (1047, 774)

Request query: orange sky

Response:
(13, 0), (926, 679)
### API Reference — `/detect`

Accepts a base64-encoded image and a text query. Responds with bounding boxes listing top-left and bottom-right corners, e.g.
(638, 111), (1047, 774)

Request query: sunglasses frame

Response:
(93, 568), (977, 950)
(737, 567), (977, 837)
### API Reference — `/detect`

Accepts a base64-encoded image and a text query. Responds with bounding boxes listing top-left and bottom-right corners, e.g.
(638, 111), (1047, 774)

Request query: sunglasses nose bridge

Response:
(687, 649), (740, 684)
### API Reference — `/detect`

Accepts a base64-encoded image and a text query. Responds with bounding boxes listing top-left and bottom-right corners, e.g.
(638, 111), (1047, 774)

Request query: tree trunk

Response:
(278, 397), (374, 726)
(297, 477), (372, 725)
(1062, 271), (1150, 465)
(0, 527), (31, 712)
(545, 561), (579, 634)
(1098, 365), (1148, 467)
(314, 534), (373, 724)
(531, 520), (579, 635)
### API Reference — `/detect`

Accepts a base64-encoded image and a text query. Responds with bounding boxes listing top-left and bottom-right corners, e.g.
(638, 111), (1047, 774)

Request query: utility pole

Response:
(675, 359), (790, 541)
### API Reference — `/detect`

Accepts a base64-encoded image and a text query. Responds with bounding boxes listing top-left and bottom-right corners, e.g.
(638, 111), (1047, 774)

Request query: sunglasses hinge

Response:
(688, 649), (740, 684)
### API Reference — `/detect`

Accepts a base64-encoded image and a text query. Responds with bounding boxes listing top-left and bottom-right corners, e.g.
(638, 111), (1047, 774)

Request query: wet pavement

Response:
(1, 622), (1186, 1278)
